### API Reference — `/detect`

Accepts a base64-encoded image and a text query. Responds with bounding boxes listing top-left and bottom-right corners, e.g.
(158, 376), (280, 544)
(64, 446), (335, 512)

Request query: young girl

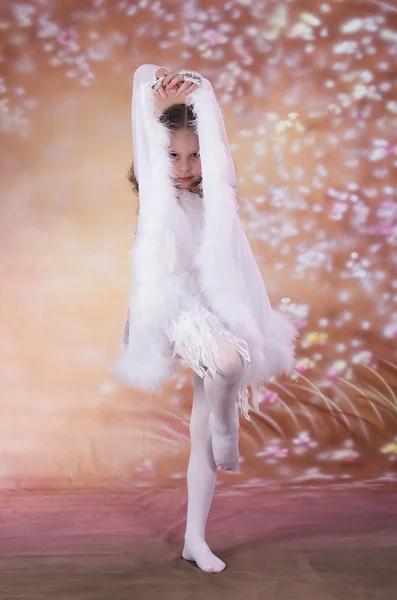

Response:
(113, 64), (299, 573)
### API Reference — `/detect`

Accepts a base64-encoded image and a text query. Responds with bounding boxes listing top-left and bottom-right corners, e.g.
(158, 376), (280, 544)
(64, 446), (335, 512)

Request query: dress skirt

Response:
(164, 297), (253, 420)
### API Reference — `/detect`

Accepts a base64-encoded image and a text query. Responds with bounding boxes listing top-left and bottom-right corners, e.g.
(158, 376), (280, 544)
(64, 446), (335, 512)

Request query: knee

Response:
(215, 350), (246, 384)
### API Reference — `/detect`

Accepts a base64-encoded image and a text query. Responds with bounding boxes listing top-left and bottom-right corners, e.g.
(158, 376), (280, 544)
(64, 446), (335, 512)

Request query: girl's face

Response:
(169, 128), (202, 191)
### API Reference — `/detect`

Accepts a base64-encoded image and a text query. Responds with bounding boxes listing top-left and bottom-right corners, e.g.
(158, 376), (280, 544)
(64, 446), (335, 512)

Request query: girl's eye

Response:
(191, 152), (200, 159)
(169, 153), (178, 159)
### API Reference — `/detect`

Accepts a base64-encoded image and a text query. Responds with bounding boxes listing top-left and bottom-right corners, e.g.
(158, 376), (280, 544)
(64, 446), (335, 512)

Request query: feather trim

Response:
(188, 84), (267, 374)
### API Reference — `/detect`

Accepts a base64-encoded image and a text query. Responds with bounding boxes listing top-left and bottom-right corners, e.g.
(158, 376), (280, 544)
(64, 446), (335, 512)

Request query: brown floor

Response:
(0, 485), (396, 599)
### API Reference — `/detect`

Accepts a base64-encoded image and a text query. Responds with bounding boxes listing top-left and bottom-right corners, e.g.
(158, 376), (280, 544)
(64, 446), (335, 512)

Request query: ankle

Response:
(184, 533), (206, 544)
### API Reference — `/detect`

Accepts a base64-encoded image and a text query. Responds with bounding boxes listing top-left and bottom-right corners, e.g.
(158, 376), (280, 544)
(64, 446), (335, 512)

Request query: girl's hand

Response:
(164, 70), (200, 97)
(153, 68), (200, 99)
(153, 67), (170, 98)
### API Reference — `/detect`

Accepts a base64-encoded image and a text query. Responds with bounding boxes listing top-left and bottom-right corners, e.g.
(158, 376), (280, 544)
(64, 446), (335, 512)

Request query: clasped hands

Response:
(153, 68), (200, 99)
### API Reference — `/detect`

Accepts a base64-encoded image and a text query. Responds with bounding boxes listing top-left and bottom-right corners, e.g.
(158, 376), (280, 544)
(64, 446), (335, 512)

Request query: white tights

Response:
(182, 333), (246, 573)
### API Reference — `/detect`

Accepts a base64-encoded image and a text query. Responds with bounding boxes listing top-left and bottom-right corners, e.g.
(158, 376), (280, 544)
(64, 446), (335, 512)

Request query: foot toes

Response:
(182, 540), (226, 573)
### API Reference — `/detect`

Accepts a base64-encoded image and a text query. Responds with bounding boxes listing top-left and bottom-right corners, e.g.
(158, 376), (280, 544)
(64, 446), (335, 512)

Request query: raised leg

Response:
(204, 333), (246, 471)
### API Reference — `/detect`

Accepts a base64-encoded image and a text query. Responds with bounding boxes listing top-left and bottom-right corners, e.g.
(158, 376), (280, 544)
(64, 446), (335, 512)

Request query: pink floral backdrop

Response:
(0, 0), (396, 490)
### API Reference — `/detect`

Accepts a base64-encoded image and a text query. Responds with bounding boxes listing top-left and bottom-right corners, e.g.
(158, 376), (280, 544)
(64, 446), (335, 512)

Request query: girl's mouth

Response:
(178, 176), (193, 181)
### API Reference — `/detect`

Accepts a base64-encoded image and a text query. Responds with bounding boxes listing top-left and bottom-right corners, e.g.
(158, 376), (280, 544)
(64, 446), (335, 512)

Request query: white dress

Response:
(123, 188), (251, 387)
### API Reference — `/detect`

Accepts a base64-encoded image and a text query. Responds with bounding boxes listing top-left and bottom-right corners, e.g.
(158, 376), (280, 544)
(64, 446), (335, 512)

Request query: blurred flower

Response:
(292, 431), (317, 454)
(351, 350), (372, 365)
(380, 438), (397, 461)
(301, 331), (328, 349)
(261, 390), (279, 404)
(326, 360), (347, 380)
(256, 439), (289, 461)
(275, 113), (304, 135)
(318, 447), (361, 463)
(295, 358), (315, 373)
(300, 12), (321, 27)
(330, 201), (348, 219)
(386, 100), (397, 113)
(136, 458), (155, 475)
(317, 439), (361, 463)
(288, 22), (314, 40)
(383, 322), (397, 339)
(202, 29), (227, 46)
(57, 28), (78, 46)
(333, 449), (360, 462)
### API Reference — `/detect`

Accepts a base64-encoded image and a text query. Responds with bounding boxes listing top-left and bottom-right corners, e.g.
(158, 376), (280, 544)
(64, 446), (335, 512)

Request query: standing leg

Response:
(182, 372), (226, 573)
(204, 333), (246, 471)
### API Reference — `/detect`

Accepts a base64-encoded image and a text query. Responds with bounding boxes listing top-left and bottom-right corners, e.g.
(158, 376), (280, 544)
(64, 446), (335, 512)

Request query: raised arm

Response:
(133, 63), (162, 86)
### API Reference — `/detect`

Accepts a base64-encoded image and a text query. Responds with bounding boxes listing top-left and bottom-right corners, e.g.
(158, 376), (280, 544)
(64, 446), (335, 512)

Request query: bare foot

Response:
(209, 411), (239, 472)
(182, 537), (226, 573)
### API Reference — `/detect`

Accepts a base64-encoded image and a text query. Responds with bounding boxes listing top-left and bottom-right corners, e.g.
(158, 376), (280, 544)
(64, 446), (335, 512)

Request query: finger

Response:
(184, 83), (199, 96)
(153, 86), (166, 98)
(170, 81), (183, 94)
(166, 74), (184, 90)
(155, 67), (169, 79)
(175, 80), (192, 97)
(162, 71), (178, 88)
